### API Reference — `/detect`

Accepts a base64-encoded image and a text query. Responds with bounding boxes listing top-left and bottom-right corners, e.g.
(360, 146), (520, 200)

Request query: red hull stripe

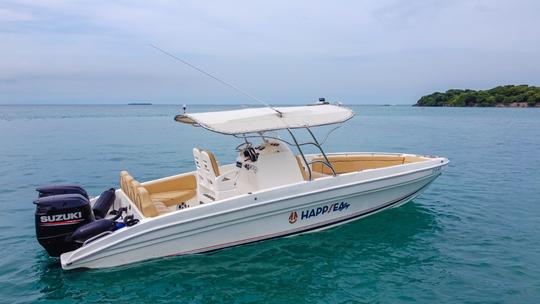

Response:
(41, 219), (84, 226)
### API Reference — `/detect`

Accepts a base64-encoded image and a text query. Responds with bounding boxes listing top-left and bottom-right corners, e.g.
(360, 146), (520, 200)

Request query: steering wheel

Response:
(235, 141), (252, 152)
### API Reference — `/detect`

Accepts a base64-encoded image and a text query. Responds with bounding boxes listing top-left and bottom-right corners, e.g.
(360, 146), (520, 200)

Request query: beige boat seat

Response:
(143, 175), (197, 206)
(202, 150), (237, 190)
(295, 156), (309, 181)
(130, 180), (142, 210)
(311, 155), (425, 174)
(120, 172), (134, 199)
(193, 147), (205, 187)
(205, 150), (221, 176)
(137, 187), (169, 217)
(295, 156), (329, 180)
(193, 148), (237, 204)
(120, 171), (129, 191)
(149, 190), (196, 207)
(119, 170), (197, 215)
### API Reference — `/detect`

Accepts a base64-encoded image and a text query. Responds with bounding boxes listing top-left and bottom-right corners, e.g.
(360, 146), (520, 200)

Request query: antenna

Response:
(149, 44), (282, 116)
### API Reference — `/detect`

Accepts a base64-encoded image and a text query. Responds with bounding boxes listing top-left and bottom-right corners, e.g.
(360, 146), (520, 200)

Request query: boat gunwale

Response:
(64, 172), (440, 268)
(62, 156), (447, 267)
(115, 152), (443, 220)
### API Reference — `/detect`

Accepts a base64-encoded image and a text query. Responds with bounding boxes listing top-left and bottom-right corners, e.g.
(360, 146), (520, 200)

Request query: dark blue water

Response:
(0, 105), (539, 303)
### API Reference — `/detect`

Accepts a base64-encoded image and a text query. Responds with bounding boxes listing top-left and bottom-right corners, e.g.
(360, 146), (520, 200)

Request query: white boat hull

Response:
(61, 156), (447, 269)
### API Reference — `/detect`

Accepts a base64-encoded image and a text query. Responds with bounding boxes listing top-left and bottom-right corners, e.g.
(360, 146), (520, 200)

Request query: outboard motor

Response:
(34, 184), (129, 258)
(34, 193), (94, 257)
(37, 184), (89, 199)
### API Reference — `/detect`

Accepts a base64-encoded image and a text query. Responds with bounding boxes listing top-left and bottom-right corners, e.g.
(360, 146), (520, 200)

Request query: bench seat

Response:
(120, 171), (197, 217)
(150, 190), (196, 206)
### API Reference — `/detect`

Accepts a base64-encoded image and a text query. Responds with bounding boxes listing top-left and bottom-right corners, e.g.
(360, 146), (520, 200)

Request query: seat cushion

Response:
(153, 201), (169, 215)
(204, 150), (221, 176)
(150, 190), (196, 207)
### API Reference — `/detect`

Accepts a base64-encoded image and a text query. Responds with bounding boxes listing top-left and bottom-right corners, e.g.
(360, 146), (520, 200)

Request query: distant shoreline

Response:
(415, 85), (540, 107)
(415, 102), (540, 108)
(1, 101), (539, 107)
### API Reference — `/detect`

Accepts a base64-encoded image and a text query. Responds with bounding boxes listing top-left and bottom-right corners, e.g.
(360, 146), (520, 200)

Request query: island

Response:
(128, 102), (152, 106)
(415, 85), (540, 107)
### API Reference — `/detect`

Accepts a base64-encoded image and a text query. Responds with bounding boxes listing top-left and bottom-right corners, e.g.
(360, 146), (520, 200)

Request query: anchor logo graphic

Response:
(288, 211), (298, 224)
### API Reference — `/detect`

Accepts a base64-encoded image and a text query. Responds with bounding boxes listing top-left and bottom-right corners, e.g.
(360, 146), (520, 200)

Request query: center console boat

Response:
(33, 104), (448, 269)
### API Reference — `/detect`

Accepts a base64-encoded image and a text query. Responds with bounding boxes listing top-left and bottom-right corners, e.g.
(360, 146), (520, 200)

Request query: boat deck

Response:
(116, 152), (433, 220)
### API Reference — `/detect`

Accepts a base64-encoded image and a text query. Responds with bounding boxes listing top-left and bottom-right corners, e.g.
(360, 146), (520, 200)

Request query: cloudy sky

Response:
(1, 0), (539, 105)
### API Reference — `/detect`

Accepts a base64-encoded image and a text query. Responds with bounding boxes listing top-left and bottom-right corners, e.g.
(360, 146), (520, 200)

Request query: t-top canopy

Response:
(174, 104), (355, 135)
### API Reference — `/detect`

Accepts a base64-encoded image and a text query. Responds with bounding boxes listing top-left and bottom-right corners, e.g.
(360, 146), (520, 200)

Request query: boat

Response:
(33, 103), (448, 269)
(127, 102), (152, 106)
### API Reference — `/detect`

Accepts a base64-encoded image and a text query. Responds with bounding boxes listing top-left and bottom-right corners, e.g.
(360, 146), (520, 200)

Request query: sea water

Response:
(0, 105), (539, 303)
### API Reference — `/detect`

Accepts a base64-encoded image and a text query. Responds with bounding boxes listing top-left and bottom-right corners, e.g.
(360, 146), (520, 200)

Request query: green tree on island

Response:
(415, 85), (540, 107)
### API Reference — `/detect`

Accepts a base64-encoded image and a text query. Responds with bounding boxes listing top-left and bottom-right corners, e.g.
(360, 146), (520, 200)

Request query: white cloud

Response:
(1, 0), (539, 104)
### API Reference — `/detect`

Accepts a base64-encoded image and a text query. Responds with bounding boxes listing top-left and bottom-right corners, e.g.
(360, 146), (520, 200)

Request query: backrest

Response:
(295, 156), (309, 181)
(193, 148), (224, 204)
(137, 187), (159, 217)
(193, 147), (202, 170)
(123, 175), (134, 200)
(204, 150), (221, 176)
(130, 180), (141, 209)
(194, 148), (221, 187)
(311, 155), (406, 174)
(193, 147), (207, 188)
(120, 171), (129, 194)
(200, 151), (219, 180)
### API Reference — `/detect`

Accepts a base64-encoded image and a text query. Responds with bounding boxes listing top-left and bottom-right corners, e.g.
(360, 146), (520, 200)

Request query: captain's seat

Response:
(193, 148), (237, 204)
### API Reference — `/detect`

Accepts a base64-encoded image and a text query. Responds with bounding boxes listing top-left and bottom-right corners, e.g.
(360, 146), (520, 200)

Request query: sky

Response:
(0, 0), (539, 105)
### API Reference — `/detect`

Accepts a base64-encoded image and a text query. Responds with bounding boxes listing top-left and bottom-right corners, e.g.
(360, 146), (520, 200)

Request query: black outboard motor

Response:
(34, 193), (95, 257)
(35, 185), (129, 258)
(37, 184), (89, 199)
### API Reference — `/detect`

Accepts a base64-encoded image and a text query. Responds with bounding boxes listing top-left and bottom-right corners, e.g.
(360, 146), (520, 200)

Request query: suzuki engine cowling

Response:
(34, 193), (94, 257)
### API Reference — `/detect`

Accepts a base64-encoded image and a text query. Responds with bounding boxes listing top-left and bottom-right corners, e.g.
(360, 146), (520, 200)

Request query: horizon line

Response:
(0, 103), (413, 106)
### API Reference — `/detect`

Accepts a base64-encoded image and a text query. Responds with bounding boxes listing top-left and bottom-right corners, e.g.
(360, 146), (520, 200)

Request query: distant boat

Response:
(128, 103), (152, 106)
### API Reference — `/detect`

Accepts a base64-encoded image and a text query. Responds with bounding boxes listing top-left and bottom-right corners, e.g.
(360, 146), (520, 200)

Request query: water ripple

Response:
(0, 106), (539, 303)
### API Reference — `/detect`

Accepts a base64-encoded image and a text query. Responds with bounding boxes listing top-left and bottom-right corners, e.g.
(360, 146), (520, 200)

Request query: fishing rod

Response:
(149, 44), (283, 116)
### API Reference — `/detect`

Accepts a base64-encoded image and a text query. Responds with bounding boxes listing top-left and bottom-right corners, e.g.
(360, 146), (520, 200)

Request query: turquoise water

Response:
(0, 105), (539, 303)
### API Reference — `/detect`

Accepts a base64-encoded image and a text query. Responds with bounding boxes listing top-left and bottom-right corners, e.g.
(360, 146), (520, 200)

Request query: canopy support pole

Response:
(305, 127), (337, 176)
(286, 128), (313, 181)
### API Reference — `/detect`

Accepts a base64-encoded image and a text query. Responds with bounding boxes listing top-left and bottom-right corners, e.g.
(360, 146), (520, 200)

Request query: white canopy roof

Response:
(175, 104), (355, 134)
